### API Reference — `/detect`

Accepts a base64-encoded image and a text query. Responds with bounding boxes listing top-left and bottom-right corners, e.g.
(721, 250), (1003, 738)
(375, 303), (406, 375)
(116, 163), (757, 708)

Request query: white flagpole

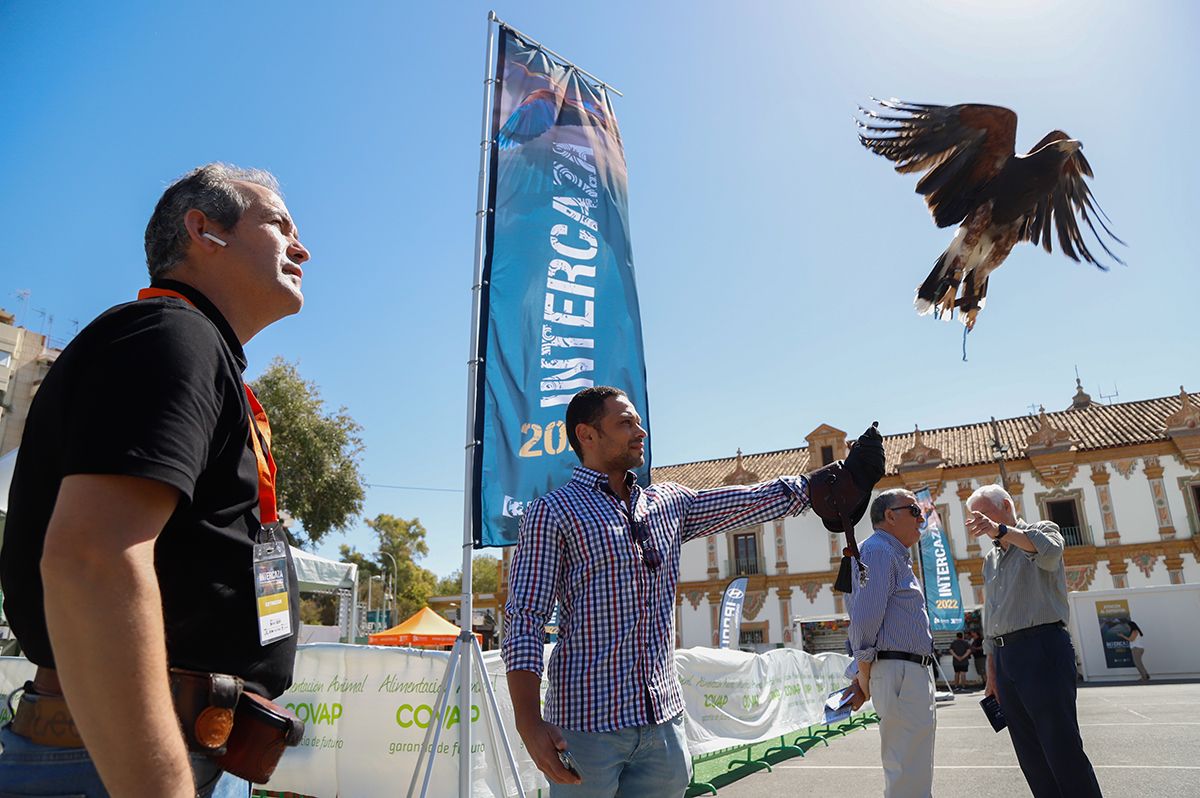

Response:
(456, 10), (498, 794)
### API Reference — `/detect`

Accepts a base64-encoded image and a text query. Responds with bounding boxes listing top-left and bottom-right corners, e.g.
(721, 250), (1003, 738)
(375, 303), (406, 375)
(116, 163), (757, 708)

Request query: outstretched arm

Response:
(680, 477), (809, 542)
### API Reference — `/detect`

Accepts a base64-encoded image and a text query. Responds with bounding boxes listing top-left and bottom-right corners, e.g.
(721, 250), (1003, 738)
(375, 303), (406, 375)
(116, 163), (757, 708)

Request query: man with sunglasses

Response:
(846, 488), (936, 798)
(503, 386), (884, 797)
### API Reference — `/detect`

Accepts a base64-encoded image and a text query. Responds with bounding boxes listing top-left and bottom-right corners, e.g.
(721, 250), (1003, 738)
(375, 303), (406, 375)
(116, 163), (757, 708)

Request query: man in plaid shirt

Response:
(503, 386), (883, 796)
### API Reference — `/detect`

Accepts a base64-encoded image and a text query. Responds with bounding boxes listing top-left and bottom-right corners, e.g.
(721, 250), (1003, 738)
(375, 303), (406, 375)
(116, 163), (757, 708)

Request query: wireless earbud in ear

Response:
(203, 232), (228, 247)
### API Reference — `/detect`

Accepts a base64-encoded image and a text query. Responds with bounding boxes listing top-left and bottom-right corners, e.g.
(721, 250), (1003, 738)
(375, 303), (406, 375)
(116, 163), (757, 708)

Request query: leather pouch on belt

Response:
(169, 667), (244, 755)
(215, 692), (305, 784)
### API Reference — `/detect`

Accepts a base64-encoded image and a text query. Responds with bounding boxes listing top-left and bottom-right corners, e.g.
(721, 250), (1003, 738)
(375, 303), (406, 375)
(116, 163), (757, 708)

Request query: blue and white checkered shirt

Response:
(846, 528), (934, 663)
(503, 465), (810, 733)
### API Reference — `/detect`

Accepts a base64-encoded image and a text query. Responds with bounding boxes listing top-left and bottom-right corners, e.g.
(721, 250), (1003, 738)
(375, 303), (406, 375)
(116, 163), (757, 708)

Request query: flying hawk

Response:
(857, 99), (1124, 330)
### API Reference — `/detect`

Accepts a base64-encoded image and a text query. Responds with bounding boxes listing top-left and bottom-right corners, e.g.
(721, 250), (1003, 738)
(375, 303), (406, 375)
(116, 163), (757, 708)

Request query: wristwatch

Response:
(996, 523), (1009, 540)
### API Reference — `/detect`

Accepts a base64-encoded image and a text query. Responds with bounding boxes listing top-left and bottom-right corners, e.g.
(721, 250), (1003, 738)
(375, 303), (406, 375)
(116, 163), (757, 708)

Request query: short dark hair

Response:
(565, 386), (625, 460)
(144, 163), (281, 278)
(956, 632), (964, 638)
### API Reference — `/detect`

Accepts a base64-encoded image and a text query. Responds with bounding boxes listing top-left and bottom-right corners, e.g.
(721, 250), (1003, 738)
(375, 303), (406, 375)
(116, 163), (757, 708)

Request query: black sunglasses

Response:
(889, 503), (924, 519)
(632, 519), (662, 571)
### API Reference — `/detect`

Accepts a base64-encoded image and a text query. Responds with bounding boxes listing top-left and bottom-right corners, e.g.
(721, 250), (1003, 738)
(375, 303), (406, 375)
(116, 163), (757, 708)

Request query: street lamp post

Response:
(380, 551), (399, 625)
(367, 574), (383, 632)
(989, 416), (1010, 487)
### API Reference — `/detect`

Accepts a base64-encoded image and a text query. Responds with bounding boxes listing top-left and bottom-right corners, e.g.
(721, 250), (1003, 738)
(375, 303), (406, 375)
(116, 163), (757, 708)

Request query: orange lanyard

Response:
(137, 287), (279, 524)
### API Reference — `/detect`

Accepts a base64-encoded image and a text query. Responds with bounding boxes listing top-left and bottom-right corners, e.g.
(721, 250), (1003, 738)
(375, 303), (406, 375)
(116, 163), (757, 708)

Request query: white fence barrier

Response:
(0, 645), (850, 797)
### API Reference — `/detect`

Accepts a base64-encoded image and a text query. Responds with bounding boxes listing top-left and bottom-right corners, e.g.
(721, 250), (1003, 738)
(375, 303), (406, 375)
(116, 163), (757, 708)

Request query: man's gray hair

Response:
(967, 484), (1013, 514)
(869, 488), (916, 525)
(144, 163), (281, 278)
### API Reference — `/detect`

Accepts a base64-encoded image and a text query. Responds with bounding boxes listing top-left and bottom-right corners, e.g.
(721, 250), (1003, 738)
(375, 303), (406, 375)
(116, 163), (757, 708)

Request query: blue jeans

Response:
(0, 726), (249, 797)
(551, 713), (691, 798)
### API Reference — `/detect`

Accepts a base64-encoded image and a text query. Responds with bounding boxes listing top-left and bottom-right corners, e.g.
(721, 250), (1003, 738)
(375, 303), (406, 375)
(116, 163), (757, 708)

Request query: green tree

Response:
(434, 554), (502, 596)
(341, 514), (438, 622)
(250, 358), (366, 547)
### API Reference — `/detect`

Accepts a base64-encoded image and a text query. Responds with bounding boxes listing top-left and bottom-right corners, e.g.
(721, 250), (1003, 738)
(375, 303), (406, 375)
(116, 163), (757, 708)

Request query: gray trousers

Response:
(870, 659), (936, 798)
(1132, 646), (1149, 679)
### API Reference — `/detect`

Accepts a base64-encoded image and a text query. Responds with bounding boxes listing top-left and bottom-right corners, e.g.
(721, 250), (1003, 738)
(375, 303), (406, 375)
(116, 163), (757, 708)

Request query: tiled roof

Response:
(651, 390), (1199, 490)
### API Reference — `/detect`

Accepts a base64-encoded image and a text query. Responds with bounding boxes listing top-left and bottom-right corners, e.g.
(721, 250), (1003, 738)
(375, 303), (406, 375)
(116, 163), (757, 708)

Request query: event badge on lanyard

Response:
(137, 286), (293, 645)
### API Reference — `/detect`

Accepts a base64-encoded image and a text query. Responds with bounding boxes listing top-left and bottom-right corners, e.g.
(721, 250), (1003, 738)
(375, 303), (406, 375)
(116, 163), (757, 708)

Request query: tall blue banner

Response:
(717, 577), (749, 649)
(915, 488), (965, 632)
(473, 27), (650, 547)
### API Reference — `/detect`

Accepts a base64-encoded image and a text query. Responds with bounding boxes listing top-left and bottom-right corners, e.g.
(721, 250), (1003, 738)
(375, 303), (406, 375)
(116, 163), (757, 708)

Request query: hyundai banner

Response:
(474, 27), (650, 547)
(915, 488), (965, 632)
(717, 577), (750, 649)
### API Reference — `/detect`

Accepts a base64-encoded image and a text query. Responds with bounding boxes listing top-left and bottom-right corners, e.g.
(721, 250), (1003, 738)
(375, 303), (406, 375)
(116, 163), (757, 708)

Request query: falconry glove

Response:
(807, 423), (886, 592)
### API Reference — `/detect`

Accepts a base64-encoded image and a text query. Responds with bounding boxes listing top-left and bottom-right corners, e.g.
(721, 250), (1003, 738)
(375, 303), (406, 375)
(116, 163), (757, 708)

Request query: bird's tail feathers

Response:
(914, 249), (954, 317)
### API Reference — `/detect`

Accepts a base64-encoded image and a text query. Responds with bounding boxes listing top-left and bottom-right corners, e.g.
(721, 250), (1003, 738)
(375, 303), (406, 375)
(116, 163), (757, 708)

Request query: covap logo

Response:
(726, 587), (744, 600)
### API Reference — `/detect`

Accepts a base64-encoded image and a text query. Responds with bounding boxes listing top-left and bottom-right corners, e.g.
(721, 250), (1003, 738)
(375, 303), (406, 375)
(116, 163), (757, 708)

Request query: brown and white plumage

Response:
(857, 99), (1124, 330)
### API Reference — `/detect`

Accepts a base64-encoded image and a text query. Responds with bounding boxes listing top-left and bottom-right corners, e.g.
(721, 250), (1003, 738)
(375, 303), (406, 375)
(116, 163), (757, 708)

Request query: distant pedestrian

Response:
(970, 629), (986, 685)
(1118, 622), (1149, 681)
(949, 632), (971, 689)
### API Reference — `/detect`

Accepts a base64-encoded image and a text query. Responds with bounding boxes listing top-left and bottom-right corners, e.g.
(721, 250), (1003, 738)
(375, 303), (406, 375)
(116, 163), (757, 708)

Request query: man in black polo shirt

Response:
(0, 163), (311, 797)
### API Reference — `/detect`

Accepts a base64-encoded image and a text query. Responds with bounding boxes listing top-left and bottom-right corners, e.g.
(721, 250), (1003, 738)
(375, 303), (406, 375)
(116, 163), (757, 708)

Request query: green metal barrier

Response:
(686, 711), (878, 796)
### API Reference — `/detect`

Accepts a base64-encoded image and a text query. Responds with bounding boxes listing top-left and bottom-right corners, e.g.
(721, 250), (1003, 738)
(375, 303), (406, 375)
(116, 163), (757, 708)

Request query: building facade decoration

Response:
(1026, 407), (1081, 489)
(1130, 553), (1157, 579)
(773, 519), (788, 571)
(722, 448), (761, 485)
(1111, 458), (1139, 479)
(1090, 464), (1120, 544)
(1143, 456), (1177, 540)
(1066, 563), (1097, 592)
(777, 588), (794, 643)
(742, 590), (768, 621)
(1164, 386), (1200, 469)
(799, 580), (822, 604)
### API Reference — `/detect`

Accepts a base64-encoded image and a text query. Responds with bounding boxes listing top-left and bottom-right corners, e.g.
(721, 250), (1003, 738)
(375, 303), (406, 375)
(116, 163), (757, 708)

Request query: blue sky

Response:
(2, 1), (1196, 578)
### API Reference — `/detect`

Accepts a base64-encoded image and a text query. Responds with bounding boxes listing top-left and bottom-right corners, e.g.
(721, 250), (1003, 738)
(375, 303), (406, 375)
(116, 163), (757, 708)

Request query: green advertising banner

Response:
(1095, 599), (1134, 668)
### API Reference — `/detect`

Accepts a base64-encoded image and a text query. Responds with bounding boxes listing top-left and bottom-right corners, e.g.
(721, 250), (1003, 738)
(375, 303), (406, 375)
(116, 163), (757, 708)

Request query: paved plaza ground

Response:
(713, 681), (1200, 798)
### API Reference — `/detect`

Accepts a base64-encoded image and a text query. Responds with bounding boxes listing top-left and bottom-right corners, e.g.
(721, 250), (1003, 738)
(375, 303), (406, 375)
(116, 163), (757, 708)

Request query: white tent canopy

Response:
(291, 545), (357, 593)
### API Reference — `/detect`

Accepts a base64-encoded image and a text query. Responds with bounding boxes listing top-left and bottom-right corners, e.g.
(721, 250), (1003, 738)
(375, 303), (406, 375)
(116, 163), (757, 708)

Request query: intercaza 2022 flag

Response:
(916, 488), (965, 631)
(473, 27), (650, 547)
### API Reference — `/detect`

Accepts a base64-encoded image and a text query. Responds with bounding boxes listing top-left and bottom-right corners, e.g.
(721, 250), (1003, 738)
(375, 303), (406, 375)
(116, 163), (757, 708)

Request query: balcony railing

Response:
(1060, 525), (1092, 547)
(732, 556), (761, 576)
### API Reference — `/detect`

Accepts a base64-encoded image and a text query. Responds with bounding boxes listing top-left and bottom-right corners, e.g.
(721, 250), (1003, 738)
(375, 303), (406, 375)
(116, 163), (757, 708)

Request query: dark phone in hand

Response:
(980, 695), (1007, 732)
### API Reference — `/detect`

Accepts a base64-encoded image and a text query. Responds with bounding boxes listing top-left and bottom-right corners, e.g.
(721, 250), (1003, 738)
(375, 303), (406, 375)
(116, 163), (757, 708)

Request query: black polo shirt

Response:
(0, 279), (298, 698)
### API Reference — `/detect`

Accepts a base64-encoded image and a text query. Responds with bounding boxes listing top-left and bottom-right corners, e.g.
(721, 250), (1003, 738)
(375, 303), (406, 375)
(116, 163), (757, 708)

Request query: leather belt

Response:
(877, 650), (934, 667)
(10, 666), (242, 751)
(991, 621), (1065, 648)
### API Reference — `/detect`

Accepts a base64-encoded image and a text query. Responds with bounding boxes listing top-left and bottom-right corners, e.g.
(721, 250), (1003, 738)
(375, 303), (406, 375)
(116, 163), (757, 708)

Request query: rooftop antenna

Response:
(69, 318), (81, 338)
(13, 289), (31, 325)
(1027, 403), (1041, 416)
(1097, 383), (1119, 405)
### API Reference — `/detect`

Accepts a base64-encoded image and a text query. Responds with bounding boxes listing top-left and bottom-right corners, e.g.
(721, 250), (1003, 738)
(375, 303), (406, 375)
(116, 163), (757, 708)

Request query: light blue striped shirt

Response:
(846, 528), (934, 663)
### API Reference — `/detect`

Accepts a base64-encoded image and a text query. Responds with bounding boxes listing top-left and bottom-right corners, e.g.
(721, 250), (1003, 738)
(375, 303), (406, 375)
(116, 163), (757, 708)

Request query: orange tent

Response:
(367, 606), (481, 648)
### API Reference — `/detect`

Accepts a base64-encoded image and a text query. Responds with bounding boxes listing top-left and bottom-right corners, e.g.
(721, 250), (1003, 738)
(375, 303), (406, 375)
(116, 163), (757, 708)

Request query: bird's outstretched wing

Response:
(858, 100), (1018, 228)
(1018, 130), (1125, 269)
